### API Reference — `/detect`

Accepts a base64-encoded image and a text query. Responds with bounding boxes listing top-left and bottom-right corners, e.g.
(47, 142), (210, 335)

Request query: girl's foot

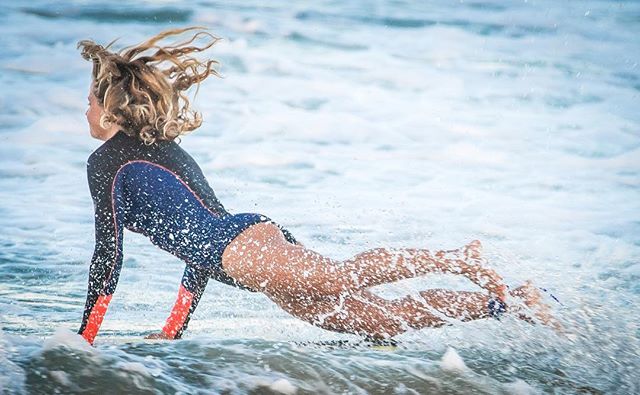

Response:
(463, 240), (483, 261)
(436, 240), (507, 301)
(510, 281), (562, 330)
(436, 240), (483, 262)
(463, 240), (508, 300)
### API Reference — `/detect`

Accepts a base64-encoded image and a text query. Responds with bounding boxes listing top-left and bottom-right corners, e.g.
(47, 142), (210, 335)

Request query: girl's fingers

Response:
(144, 331), (172, 340)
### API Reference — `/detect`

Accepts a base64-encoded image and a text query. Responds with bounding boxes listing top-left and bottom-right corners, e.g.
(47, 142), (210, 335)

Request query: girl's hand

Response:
(144, 331), (173, 340)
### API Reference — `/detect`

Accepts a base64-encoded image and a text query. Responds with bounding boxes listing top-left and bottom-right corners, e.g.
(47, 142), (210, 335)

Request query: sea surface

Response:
(0, 0), (639, 394)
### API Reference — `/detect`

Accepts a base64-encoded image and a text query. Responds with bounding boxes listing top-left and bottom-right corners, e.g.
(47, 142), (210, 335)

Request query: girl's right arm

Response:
(78, 154), (125, 345)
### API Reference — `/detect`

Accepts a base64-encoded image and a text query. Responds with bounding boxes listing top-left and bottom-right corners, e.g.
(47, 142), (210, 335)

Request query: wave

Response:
(21, 6), (192, 24)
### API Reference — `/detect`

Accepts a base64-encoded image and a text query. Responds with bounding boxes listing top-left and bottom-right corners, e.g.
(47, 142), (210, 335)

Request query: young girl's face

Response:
(86, 88), (116, 141)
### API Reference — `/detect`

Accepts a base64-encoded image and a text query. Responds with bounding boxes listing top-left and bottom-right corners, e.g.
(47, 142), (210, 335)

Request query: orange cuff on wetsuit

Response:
(80, 294), (113, 345)
(162, 285), (195, 339)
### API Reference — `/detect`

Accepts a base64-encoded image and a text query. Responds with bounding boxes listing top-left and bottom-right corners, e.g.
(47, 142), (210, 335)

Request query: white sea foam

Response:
(49, 370), (71, 386)
(42, 328), (93, 353)
(117, 362), (151, 377)
(503, 379), (541, 395)
(440, 347), (467, 373)
(269, 378), (297, 395)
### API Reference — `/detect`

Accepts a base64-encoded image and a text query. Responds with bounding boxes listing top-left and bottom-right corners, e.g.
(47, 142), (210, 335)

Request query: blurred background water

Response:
(0, 0), (638, 394)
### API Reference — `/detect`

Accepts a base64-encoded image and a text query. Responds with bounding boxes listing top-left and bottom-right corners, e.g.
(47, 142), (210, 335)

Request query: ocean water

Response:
(0, 0), (638, 393)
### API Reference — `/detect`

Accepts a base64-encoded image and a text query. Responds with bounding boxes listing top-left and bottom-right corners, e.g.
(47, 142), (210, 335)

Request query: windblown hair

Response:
(78, 27), (220, 144)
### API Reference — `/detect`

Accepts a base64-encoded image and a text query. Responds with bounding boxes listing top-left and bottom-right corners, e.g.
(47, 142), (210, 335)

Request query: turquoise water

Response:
(0, 1), (639, 393)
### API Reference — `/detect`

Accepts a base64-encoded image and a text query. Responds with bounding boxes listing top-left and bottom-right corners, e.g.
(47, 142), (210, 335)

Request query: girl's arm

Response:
(157, 265), (211, 339)
(78, 154), (125, 345)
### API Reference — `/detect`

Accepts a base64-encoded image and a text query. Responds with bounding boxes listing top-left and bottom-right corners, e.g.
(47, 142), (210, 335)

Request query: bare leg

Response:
(341, 247), (467, 288)
(409, 289), (493, 322)
(509, 281), (562, 330)
(273, 289), (494, 340)
(343, 240), (506, 296)
(221, 224), (561, 339)
(275, 283), (565, 340)
(222, 223), (506, 299)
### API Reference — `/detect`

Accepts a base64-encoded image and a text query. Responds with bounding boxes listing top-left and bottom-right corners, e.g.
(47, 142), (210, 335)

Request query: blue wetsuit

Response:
(79, 131), (295, 344)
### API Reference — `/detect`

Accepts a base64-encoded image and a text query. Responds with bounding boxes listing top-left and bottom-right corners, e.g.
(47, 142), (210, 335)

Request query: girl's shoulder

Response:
(86, 131), (195, 178)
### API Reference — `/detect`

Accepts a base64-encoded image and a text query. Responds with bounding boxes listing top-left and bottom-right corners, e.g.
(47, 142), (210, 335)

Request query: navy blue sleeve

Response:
(78, 149), (126, 344)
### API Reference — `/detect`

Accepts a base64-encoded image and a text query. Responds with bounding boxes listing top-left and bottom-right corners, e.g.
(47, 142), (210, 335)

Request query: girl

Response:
(77, 27), (551, 345)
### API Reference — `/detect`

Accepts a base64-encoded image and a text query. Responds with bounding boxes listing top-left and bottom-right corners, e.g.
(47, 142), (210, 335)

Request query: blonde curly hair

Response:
(78, 27), (220, 144)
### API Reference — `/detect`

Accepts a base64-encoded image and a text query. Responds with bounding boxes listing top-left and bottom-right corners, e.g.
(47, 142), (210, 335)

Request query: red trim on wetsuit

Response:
(81, 294), (113, 345)
(162, 285), (195, 339)
(121, 160), (223, 216)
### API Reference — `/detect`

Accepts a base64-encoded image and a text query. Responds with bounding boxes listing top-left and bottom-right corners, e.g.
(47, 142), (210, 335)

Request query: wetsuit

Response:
(78, 131), (295, 344)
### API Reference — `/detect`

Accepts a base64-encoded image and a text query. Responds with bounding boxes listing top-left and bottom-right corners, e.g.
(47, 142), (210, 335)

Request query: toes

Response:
(469, 240), (483, 251)
(511, 281), (534, 295)
(463, 240), (483, 260)
(511, 282), (545, 308)
(509, 286), (525, 298)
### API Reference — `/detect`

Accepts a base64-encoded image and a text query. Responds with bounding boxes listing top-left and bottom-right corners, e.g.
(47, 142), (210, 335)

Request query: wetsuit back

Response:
(79, 131), (295, 344)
